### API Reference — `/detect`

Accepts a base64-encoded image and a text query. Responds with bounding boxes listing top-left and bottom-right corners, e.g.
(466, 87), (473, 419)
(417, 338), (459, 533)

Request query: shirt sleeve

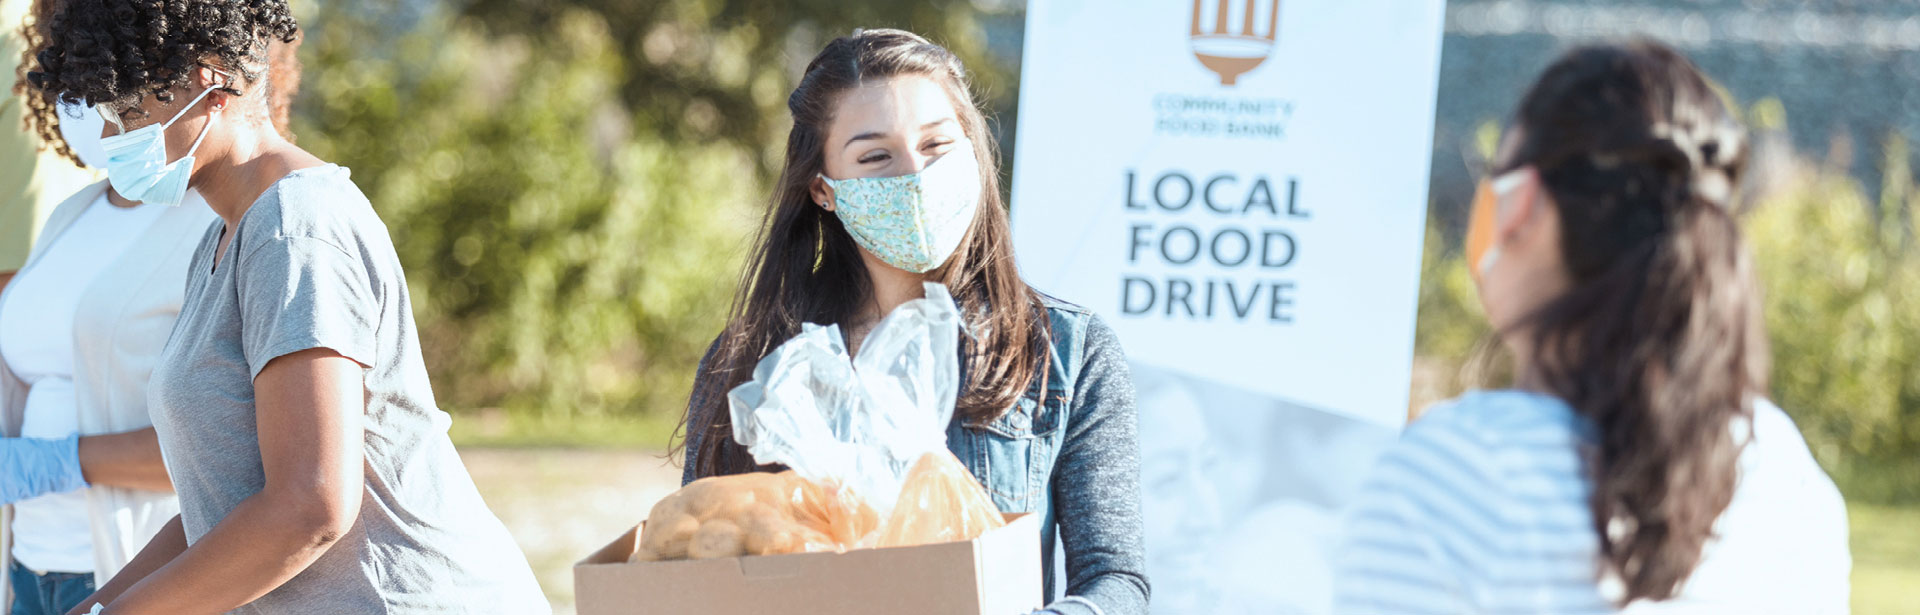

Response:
(235, 235), (378, 378)
(1047, 315), (1151, 615)
(680, 334), (725, 486)
(1334, 409), (1500, 615)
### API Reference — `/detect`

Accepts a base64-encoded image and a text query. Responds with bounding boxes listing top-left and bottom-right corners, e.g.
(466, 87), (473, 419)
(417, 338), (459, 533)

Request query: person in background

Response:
(2, 0), (95, 289)
(0, 2), (302, 612)
(1335, 40), (1850, 614)
(3, 0), (301, 294)
(24, 1), (548, 613)
(678, 29), (1149, 615)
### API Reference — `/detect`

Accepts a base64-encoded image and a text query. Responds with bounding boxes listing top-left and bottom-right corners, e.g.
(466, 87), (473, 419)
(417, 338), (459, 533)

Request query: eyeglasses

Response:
(97, 66), (238, 133)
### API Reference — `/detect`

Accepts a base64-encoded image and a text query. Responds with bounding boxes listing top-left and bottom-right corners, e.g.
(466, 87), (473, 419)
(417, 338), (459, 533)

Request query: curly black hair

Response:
(24, 0), (299, 127)
(13, 1), (305, 165)
(13, 0), (75, 164)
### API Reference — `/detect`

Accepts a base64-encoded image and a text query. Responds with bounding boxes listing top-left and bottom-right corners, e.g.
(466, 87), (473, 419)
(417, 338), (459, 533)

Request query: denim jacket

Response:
(682, 296), (1149, 615)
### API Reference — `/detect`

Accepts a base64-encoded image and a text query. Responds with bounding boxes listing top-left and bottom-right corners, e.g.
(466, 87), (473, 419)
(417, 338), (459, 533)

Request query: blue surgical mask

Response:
(820, 141), (983, 273)
(98, 85), (221, 207)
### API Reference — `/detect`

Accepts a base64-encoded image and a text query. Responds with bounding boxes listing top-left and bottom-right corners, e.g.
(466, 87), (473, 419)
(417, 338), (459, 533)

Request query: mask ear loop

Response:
(98, 105), (126, 134)
(816, 174), (843, 210)
(160, 84), (222, 129)
(168, 67), (238, 161)
(179, 103), (219, 160)
(100, 66), (235, 134)
(1477, 169), (1530, 276)
(1489, 168), (1529, 195)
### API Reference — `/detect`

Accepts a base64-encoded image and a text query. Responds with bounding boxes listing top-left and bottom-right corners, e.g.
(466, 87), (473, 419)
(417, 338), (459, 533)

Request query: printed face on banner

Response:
(1011, 0), (1445, 428)
(1127, 364), (1396, 614)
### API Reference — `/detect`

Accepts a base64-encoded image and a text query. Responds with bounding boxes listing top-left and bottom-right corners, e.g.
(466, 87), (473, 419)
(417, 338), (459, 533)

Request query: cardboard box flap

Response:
(579, 525), (640, 566)
(973, 513), (1043, 615)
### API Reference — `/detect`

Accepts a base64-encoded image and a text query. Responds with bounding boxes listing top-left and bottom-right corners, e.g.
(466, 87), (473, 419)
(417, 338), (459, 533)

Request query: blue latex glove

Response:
(1, 434), (89, 505)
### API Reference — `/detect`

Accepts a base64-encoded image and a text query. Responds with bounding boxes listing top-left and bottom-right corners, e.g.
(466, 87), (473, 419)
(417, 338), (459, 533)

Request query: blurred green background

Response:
(285, 0), (1916, 611)
(294, 0), (1017, 447)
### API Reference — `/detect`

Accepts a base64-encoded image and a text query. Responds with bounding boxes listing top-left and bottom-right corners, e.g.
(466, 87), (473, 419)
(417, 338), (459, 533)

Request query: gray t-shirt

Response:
(148, 165), (549, 614)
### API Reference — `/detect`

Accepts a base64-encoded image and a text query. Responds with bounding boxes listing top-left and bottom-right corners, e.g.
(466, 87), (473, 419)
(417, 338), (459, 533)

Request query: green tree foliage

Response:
(1409, 219), (1492, 405)
(295, 7), (740, 430)
(453, 0), (1016, 176)
(1746, 135), (1920, 503)
(290, 2), (1011, 440)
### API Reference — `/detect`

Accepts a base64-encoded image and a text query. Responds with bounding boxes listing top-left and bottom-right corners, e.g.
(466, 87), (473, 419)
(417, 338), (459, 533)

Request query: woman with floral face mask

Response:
(1334, 41), (1850, 614)
(0, 5), (306, 614)
(22, 1), (548, 613)
(678, 29), (1149, 615)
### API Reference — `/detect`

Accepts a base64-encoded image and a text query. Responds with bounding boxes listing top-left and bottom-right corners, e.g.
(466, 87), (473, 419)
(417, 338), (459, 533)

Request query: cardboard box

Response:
(574, 513), (1041, 615)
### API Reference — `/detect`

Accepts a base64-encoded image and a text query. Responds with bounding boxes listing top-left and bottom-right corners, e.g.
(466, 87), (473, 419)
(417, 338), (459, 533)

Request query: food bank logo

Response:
(1189, 0), (1280, 86)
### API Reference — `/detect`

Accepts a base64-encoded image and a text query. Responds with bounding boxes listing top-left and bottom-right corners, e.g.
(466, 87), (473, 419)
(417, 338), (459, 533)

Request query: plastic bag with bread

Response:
(634, 283), (1003, 562)
(875, 449), (1003, 547)
(631, 470), (879, 561)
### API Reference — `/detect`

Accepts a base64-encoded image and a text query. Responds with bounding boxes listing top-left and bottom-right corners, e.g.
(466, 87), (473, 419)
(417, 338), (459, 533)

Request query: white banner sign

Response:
(1010, 1), (1446, 612)
(1011, 0), (1444, 425)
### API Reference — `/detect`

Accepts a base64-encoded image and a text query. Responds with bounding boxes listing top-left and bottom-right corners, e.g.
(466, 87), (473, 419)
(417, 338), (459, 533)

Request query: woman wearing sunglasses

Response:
(23, 2), (548, 613)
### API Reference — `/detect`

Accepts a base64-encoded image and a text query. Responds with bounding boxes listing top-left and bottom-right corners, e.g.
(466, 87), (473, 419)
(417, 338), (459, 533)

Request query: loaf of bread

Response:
(633, 452), (1003, 561)
(631, 470), (877, 562)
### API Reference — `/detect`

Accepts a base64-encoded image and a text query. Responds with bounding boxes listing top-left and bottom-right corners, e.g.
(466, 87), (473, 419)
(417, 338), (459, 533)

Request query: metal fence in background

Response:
(1432, 0), (1920, 229)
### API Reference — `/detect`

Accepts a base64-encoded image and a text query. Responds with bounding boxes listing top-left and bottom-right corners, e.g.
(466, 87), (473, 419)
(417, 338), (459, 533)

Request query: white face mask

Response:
(55, 100), (109, 169)
(98, 85), (221, 207)
(819, 141), (984, 273)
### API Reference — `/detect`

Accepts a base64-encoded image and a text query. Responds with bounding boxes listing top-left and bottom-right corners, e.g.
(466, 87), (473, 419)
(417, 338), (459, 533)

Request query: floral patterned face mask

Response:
(821, 141), (983, 273)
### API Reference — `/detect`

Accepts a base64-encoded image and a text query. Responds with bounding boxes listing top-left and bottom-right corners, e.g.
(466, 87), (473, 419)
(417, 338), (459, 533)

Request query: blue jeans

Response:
(8, 559), (94, 615)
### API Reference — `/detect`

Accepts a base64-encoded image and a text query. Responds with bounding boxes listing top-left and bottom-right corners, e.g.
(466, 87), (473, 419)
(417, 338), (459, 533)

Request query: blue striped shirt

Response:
(1335, 390), (1850, 614)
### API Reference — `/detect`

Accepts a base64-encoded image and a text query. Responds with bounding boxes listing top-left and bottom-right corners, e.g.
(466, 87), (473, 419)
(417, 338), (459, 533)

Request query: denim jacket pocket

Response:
(960, 390), (1065, 513)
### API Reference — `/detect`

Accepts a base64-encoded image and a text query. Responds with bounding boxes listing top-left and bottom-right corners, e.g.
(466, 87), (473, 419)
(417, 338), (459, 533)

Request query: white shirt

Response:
(1335, 390), (1851, 614)
(0, 192), (167, 573)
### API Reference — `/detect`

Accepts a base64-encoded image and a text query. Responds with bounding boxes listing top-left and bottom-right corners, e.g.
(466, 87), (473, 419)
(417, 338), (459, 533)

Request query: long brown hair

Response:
(680, 29), (1047, 479)
(1498, 41), (1766, 604)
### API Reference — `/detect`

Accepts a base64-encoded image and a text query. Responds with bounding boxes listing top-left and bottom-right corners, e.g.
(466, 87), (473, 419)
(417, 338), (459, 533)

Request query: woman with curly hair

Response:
(11, 0), (303, 168)
(0, 2), (310, 613)
(17, 2), (549, 613)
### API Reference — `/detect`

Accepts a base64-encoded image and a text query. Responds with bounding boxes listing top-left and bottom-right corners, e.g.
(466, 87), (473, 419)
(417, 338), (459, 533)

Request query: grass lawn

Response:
(449, 408), (680, 449)
(1851, 502), (1920, 614)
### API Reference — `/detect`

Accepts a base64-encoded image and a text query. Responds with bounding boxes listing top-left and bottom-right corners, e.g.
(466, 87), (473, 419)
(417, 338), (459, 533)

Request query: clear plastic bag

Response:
(635, 283), (1003, 562)
(727, 282), (965, 517)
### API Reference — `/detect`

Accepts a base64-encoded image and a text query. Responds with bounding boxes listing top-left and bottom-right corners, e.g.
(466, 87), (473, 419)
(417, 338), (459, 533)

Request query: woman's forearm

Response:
(67, 515), (189, 615)
(79, 427), (173, 492)
(103, 348), (368, 614)
(101, 489), (355, 615)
